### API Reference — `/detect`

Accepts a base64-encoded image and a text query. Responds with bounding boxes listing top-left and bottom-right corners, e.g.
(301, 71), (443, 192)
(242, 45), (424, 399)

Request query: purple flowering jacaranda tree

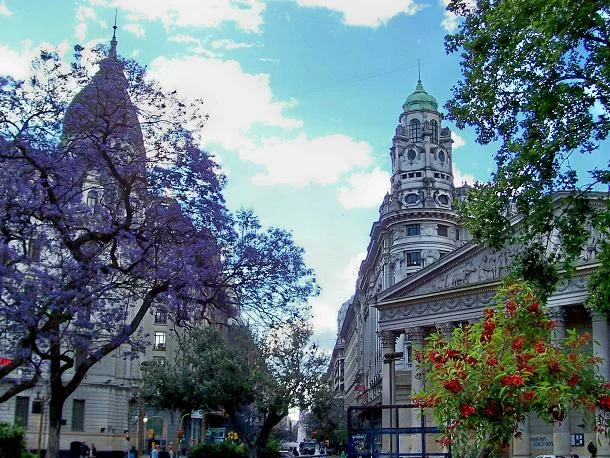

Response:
(0, 36), (317, 458)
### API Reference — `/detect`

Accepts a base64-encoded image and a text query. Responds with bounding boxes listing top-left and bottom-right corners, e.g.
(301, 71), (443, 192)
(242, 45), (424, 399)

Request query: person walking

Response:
(158, 446), (170, 458)
(90, 443), (97, 458)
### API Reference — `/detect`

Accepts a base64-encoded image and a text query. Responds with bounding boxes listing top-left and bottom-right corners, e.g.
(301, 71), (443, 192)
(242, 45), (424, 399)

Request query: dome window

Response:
(438, 150), (446, 162)
(409, 119), (420, 142)
(431, 120), (438, 143)
(407, 149), (416, 161)
(405, 193), (419, 204)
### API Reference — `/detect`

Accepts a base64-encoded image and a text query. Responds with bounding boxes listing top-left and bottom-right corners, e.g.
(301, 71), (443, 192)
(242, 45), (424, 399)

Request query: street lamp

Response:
(143, 416), (168, 446)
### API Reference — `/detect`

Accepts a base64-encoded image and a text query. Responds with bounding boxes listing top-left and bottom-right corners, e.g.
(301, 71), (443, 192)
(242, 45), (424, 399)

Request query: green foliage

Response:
(446, 0), (610, 312)
(415, 281), (610, 457)
(305, 379), (347, 448)
(0, 423), (35, 458)
(189, 442), (247, 458)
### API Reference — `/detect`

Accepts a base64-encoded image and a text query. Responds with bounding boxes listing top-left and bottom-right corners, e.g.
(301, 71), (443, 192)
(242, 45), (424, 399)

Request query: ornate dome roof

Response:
(62, 33), (145, 161)
(402, 80), (438, 112)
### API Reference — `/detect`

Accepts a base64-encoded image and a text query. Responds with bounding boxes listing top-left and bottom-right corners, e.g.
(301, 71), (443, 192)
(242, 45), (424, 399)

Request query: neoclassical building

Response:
(338, 80), (608, 457)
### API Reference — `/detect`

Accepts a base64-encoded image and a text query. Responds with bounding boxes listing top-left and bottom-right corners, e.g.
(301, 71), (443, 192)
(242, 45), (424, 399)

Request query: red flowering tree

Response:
(414, 280), (610, 457)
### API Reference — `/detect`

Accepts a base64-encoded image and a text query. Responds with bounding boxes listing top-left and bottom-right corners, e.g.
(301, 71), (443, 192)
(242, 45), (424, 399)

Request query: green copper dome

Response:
(402, 80), (438, 112)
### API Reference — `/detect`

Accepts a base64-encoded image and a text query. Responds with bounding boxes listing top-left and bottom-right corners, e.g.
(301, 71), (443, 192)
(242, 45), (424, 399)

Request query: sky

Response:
(0, 0), (496, 351)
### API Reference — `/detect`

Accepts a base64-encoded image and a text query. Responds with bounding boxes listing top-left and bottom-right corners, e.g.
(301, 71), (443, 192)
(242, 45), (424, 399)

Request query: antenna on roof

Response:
(109, 8), (118, 58)
(418, 58), (421, 83)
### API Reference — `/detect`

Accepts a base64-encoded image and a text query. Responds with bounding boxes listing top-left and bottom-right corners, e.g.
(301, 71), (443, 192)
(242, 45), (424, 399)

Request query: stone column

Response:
(591, 310), (610, 458)
(512, 416), (532, 458)
(406, 326), (426, 453)
(380, 330), (398, 453)
(549, 307), (569, 457)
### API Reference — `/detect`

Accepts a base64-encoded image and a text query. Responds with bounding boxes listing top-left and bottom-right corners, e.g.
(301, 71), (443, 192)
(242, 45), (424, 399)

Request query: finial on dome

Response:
(418, 58), (421, 84)
(109, 8), (118, 59)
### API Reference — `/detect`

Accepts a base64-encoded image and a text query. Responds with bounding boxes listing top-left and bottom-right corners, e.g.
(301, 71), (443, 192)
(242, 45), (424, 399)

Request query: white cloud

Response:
(295, 0), (423, 28)
(241, 133), (374, 186)
(309, 251), (365, 335)
(167, 34), (217, 57)
(451, 131), (465, 149)
(453, 166), (475, 187)
(0, 44), (31, 79)
(440, 0), (476, 33)
(75, 5), (107, 42)
(337, 167), (390, 209)
(167, 34), (200, 45)
(211, 38), (257, 50)
(94, 0), (266, 33)
(123, 23), (146, 38)
(0, 1), (12, 16)
(148, 55), (302, 151)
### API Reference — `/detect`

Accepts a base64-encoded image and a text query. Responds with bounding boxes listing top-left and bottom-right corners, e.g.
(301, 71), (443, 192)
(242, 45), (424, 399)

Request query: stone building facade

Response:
(338, 80), (609, 457)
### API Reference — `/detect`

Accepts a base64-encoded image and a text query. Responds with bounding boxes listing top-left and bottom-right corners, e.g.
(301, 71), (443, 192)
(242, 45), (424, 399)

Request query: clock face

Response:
(438, 150), (446, 162)
(438, 194), (449, 205)
(405, 193), (419, 204)
(407, 149), (416, 161)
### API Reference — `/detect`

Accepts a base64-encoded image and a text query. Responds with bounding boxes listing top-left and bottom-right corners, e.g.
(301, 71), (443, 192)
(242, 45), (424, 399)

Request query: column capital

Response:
(378, 329), (398, 347)
(590, 308), (607, 323)
(405, 326), (426, 342)
(435, 321), (455, 339)
(547, 306), (566, 322)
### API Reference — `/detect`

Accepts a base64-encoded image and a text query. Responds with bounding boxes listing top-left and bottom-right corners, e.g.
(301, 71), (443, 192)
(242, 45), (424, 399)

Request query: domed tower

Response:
(380, 79), (462, 285)
(62, 27), (147, 206)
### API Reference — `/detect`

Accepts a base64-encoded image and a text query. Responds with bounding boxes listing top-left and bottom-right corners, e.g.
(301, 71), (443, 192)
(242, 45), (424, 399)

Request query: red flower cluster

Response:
(500, 374), (524, 387)
(460, 403), (476, 418)
(523, 391), (536, 402)
(534, 340), (546, 354)
(487, 355), (498, 366)
(446, 348), (461, 360)
(483, 399), (500, 418)
(527, 302), (541, 314)
(567, 374), (580, 386)
(548, 360), (561, 373)
(512, 336), (524, 351)
(599, 395), (610, 410)
(429, 350), (446, 364)
(443, 379), (463, 393)
(439, 436), (452, 448)
(505, 299), (517, 315)
(481, 319), (496, 343)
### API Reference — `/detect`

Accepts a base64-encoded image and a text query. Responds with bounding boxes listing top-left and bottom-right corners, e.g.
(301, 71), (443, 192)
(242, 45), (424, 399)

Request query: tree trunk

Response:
(250, 411), (282, 458)
(46, 390), (65, 458)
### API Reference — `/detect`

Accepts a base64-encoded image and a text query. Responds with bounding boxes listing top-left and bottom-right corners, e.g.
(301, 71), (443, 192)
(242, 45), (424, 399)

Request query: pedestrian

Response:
(159, 446), (170, 458)
(80, 442), (90, 458)
(91, 443), (97, 458)
(151, 444), (160, 458)
(128, 445), (136, 458)
(340, 450), (347, 458)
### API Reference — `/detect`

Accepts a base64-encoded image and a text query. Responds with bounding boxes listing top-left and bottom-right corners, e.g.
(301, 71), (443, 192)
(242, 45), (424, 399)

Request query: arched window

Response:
(430, 119), (438, 143)
(86, 190), (99, 210)
(409, 119), (420, 142)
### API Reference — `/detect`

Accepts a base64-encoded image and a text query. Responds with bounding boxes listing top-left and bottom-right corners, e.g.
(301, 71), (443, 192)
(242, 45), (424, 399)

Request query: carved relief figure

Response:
(423, 249), (440, 266)
(448, 261), (475, 286)
(478, 254), (496, 281)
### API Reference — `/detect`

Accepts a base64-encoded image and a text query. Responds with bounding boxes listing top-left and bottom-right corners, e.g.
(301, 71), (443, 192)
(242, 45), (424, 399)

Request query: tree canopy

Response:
(142, 323), (328, 458)
(0, 43), (317, 457)
(445, 0), (610, 302)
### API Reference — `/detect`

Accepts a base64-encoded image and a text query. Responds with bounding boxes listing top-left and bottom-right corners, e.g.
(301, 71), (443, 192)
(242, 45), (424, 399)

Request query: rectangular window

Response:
(406, 251), (421, 266)
(72, 399), (85, 431)
(456, 229), (460, 241)
(406, 224), (420, 236)
(437, 225), (449, 237)
(154, 331), (166, 350)
(15, 396), (29, 427)
(154, 310), (167, 324)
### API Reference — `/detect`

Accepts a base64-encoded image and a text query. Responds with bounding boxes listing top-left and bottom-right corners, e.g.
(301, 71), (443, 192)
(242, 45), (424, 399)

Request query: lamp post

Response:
(143, 416), (168, 446)
(35, 390), (48, 458)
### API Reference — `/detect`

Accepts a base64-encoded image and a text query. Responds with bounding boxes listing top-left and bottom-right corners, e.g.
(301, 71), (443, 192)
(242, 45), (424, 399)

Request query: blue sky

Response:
(0, 0), (497, 350)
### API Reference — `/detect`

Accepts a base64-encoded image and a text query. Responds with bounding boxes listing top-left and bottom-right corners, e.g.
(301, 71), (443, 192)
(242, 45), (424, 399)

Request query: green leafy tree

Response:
(303, 380), (347, 450)
(445, 0), (610, 303)
(414, 281), (610, 458)
(142, 323), (328, 458)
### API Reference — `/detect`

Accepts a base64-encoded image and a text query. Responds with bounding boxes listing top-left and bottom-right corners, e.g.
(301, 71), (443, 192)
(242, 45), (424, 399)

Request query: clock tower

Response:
(379, 80), (466, 285)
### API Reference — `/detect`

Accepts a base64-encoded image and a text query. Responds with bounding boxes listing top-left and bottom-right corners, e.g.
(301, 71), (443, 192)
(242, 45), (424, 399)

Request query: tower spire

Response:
(109, 8), (118, 59)
(417, 58), (421, 83)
